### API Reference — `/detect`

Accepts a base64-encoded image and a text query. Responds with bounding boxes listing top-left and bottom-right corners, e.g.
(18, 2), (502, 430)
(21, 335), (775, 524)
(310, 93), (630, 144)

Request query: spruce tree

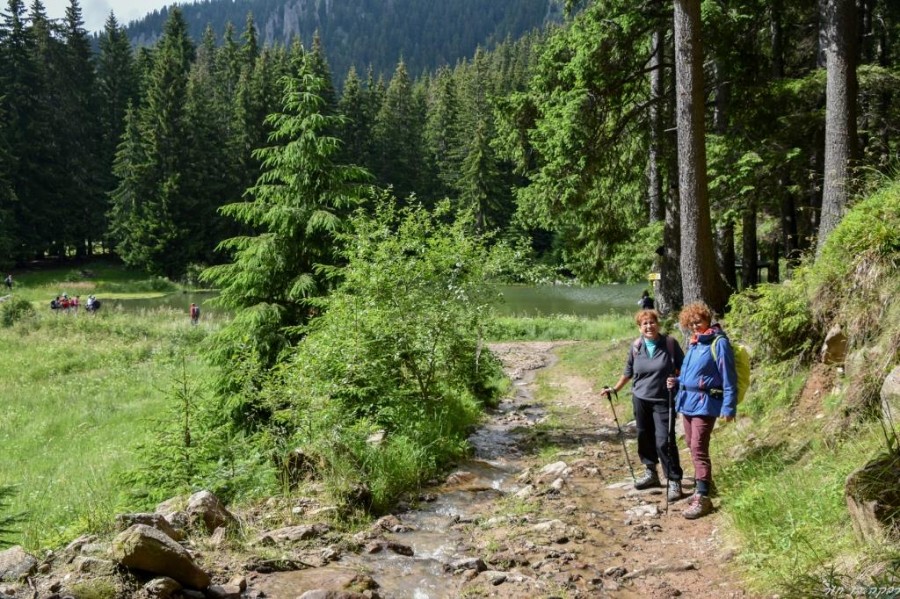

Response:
(201, 52), (371, 414)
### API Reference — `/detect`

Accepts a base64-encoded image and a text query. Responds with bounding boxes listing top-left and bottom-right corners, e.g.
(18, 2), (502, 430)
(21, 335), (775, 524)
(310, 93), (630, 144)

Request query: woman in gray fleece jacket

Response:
(602, 309), (685, 501)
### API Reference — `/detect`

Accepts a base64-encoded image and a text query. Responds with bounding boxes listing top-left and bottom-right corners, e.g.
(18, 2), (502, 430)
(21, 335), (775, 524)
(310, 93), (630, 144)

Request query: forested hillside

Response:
(1, 0), (898, 300)
(125, 0), (564, 82)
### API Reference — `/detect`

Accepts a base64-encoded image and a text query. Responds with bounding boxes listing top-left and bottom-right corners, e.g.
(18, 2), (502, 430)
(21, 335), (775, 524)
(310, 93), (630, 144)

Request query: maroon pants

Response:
(682, 414), (717, 485)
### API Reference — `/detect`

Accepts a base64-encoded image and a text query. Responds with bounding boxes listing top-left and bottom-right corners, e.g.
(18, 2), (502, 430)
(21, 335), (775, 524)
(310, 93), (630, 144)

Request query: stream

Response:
(253, 347), (557, 598)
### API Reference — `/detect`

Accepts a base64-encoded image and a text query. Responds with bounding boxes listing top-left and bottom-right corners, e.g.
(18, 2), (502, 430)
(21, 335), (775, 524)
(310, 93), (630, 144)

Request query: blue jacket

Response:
(674, 324), (738, 418)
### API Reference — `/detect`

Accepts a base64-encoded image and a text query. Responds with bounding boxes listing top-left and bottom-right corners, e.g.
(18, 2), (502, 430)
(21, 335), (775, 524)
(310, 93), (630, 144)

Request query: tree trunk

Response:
(741, 200), (758, 289)
(779, 185), (800, 266)
(658, 177), (683, 317)
(715, 221), (737, 291)
(647, 24), (665, 223)
(768, 240), (780, 284)
(817, 0), (858, 256)
(771, 0), (785, 79)
(673, 0), (728, 313)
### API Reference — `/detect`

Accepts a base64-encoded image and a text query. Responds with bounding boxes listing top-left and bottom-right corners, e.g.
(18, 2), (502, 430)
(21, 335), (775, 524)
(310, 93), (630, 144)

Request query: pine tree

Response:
(201, 52), (371, 410)
(96, 12), (138, 254)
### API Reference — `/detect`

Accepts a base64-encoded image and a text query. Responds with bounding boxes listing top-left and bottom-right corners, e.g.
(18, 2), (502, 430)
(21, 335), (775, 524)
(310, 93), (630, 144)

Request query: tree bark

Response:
(647, 24), (665, 223)
(673, 0), (728, 312)
(741, 200), (758, 289)
(770, 0), (785, 79)
(817, 0), (858, 256)
(715, 221), (737, 291)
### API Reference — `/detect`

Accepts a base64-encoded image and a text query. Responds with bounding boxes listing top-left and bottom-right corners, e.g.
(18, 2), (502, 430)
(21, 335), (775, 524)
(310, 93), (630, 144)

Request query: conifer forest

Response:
(0, 0), (898, 310)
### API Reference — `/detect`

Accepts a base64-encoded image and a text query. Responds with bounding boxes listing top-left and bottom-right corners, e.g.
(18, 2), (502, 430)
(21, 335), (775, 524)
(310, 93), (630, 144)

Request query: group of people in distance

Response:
(50, 294), (101, 313)
(602, 294), (737, 520)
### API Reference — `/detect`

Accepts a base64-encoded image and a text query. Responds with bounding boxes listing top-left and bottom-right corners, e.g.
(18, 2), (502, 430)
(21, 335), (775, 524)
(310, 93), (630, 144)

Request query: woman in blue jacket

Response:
(667, 302), (737, 519)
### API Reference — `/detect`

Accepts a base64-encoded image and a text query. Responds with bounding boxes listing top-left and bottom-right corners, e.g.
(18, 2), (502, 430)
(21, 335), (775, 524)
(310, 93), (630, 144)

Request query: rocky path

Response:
(253, 341), (753, 598)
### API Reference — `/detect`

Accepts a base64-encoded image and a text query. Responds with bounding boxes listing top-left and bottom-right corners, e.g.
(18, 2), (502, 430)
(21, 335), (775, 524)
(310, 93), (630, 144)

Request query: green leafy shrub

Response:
(265, 201), (507, 512)
(810, 183), (899, 346)
(727, 280), (815, 363)
(0, 296), (35, 327)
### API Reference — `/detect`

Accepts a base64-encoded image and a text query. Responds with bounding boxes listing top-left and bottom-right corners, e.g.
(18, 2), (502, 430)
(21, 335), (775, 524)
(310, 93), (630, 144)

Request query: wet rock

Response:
(112, 524), (210, 589)
(257, 523), (331, 546)
(116, 513), (184, 542)
(448, 557), (487, 573)
(143, 576), (182, 599)
(186, 490), (236, 534)
(372, 515), (411, 533)
(536, 461), (569, 484)
(244, 557), (310, 573)
(0, 546), (38, 582)
(364, 541), (413, 557)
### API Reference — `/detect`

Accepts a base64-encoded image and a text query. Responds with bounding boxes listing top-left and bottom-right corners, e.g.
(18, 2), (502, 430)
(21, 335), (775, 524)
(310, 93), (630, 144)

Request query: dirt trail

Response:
(252, 341), (754, 598)
(455, 341), (752, 598)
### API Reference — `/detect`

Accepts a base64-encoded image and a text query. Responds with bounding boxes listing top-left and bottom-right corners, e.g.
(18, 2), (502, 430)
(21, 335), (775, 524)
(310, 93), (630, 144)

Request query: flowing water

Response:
(254, 350), (557, 599)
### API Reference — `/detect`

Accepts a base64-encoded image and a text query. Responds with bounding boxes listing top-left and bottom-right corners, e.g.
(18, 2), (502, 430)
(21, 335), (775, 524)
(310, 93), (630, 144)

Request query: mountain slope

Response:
(127, 0), (564, 83)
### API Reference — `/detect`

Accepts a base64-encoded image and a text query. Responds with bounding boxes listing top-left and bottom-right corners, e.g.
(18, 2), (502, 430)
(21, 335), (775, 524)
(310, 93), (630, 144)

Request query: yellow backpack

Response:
(710, 335), (751, 404)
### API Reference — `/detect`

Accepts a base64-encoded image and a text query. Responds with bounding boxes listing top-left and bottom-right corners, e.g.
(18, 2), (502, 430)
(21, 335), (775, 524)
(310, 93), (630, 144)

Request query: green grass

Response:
(0, 263), (215, 549)
(714, 421), (887, 593)
(488, 313), (635, 341)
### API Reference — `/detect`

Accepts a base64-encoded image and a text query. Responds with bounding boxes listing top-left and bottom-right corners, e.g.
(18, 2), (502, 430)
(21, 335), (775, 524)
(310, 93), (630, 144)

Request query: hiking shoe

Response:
(634, 468), (661, 490)
(667, 480), (684, 502)
(683, 494), (713, 519)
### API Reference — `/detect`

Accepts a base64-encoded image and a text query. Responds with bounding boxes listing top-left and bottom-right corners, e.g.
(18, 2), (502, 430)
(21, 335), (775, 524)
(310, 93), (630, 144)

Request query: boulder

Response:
(112, 524), (210, 589)
(186, 491), (236, 534)
(116, 512), (184, 541)
(845, 452), (900, 543)
(821, 324), (848, 365)
(143, 577), (182, 599)
(881, 366), (900, 427)
(0, 546), (38, 582)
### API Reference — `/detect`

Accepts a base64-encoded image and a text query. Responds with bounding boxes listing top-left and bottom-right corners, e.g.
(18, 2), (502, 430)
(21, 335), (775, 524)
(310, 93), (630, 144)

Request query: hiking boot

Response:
(683, 494), (713, 519)
(634, 468), (661, 490)
(667, 480), (684, 502)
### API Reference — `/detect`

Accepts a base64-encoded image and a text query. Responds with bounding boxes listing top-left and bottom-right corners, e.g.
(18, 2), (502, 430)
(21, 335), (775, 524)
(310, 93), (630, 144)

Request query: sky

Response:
(43, 0), (177, 34)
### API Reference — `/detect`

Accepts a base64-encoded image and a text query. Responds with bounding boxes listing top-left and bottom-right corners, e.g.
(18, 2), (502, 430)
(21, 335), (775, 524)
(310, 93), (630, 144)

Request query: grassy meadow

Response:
(0, 261), (219, 548)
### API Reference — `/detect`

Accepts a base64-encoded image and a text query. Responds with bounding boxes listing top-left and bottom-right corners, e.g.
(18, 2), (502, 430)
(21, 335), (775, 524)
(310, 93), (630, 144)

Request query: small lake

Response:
(496, 283), (648, 318)
(100, 284), (648, 319)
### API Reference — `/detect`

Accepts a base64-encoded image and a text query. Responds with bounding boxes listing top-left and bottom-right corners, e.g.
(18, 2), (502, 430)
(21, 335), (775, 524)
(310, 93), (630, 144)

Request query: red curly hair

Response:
(634, 309), (659, 326)
(678, 302), (713, 329)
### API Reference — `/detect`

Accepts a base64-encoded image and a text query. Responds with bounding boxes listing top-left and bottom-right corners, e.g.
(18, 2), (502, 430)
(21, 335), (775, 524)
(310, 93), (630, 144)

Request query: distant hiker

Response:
(190, 303), (200, 325)
(602, 309), (685, 501)
(4, 274), (11, 290)
(86, 295), (100, 313)
(667, 302), (737, 520)
(73, 295), (80, 313)
(51, 296), (60, 310)
(638, 290), (654, 310)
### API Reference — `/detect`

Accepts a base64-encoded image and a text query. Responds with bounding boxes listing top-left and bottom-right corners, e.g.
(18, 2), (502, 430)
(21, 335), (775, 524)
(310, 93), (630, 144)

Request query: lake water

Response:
(101, 284), (648, 319)
(496, 283), (648, 317)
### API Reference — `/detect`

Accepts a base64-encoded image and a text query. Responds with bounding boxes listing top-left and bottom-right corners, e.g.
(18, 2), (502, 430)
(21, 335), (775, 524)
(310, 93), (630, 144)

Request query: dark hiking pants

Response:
(632, 396), (683, 481)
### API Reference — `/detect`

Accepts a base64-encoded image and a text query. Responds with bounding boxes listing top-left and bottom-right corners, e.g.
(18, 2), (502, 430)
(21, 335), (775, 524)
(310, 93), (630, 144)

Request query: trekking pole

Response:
(604, 386), (636, 483)
(664, 387), (676, 515)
